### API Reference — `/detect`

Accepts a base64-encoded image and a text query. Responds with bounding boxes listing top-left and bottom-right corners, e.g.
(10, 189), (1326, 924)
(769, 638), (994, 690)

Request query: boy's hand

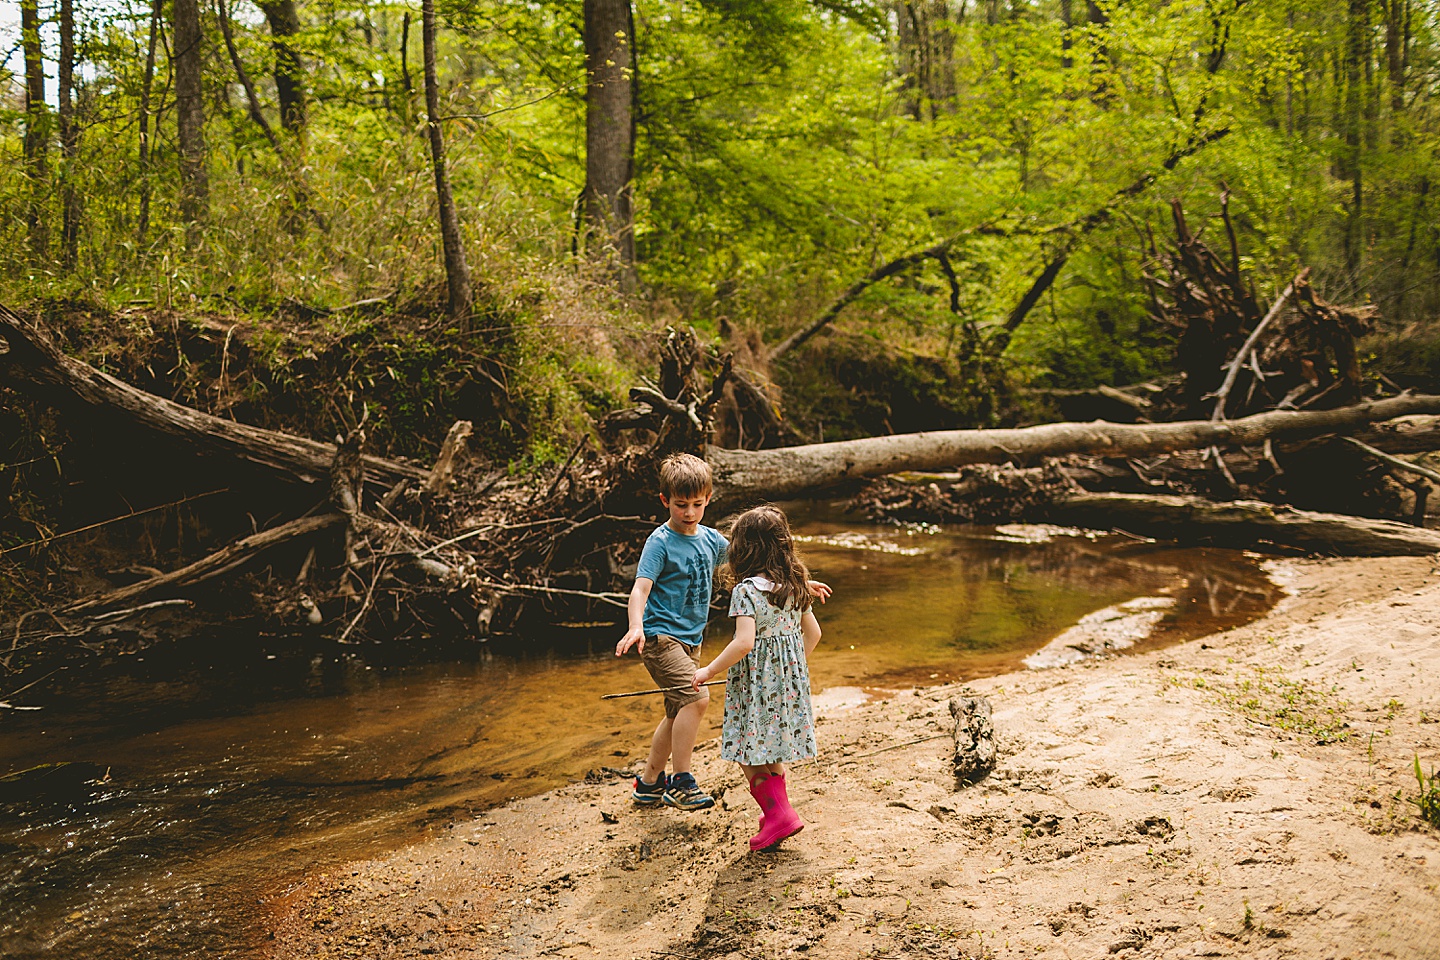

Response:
(692, 665), (713, 691)
(616, 626), (646, 657)
(806, 579), (833, 603)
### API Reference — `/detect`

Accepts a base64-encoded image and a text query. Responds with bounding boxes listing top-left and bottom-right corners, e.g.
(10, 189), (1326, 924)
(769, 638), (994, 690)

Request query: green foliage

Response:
(1413, 754), (1440, 829)
(3, 0), (1440, 449)
(1217, 665), (1351, 744)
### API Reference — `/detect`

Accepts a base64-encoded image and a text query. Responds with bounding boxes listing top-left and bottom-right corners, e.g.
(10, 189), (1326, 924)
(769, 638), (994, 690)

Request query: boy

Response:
(616, 453), (831, 811)
(616, 453), (728, 810)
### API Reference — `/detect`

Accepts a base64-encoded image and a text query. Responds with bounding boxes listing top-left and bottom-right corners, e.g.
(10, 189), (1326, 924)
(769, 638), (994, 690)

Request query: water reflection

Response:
(0, 512), (1280, 959)
(791, 511), (1279, 687)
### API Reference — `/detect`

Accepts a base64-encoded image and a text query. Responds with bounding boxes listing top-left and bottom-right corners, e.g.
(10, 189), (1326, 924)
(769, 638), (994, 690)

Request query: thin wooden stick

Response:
(1211, 267), (1309, 422)
(820, 733), (949, 766)
(0, 667), (64, 704)
(539, 436), (588, 502)
(485, 581), (629, 608)
(86, 598), (192, 621)
(601, 680), (726, 700)
(1344, 436), (1440, 484)
(0, 488), (228, 556)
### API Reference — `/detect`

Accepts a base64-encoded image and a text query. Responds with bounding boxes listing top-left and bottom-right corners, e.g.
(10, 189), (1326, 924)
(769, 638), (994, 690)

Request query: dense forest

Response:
(5, 0), (1440, 450)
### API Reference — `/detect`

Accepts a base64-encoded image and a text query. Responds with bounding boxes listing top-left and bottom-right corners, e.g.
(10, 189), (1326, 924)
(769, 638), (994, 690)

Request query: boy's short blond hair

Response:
(658, 453), (713, 499)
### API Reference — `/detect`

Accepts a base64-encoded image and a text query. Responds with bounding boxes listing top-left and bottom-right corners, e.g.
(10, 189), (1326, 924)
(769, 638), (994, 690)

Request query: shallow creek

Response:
(0, 510), (1281, 958)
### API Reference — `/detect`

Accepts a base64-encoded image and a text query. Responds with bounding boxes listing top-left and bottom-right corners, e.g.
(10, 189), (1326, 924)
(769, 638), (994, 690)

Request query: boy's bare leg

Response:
(667, 694), (709, 774)
(642, 716), (674, 783)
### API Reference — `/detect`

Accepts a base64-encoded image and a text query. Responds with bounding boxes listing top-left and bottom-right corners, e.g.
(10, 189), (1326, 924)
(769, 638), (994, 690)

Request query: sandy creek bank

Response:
(268, 557), (1440, 960)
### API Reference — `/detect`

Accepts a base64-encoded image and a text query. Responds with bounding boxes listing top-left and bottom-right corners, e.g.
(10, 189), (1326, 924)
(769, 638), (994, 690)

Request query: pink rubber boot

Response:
(748, 773), (804, 851)
(748, 776), (768, 834)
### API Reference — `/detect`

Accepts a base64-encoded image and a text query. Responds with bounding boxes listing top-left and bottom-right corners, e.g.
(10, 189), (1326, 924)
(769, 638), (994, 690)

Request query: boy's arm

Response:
(806, 580), (832, 603)
(694, 616), (757, 689)
(615, 578), (654, 656)
(800, 610), (821, 657)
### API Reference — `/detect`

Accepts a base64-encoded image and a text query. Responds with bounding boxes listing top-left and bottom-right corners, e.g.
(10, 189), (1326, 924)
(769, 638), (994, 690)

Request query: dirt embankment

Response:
(268, 557), (1440, 959)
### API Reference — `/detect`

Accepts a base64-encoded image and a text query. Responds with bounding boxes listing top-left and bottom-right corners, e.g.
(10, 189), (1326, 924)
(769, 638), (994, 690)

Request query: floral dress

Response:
(721, 577), (817, 765)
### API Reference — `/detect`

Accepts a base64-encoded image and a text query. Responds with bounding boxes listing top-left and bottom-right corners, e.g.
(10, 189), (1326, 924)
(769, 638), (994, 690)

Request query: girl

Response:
(693, 504), (822, 851)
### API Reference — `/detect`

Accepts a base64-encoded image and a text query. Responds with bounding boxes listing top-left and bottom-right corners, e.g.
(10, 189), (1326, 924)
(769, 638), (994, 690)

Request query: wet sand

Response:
(267, 556), (1440, 959)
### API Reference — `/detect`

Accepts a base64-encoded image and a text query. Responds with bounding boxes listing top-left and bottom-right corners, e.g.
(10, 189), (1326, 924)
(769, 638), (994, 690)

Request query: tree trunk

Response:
(1085, 0), (1110, 96)
(137, 0), (162, 250)
(217, 0), (282, 152)
(0, 304), (426, 492)
(58, 0), (81, 271)
(1383, 0), (1409, 113)
(1048, 493), (1440, 557)
(173, 0), (210, 246)
(706, 394), (1440, 501)
(1341, 0), (1367, 273)
(1060, 0), (1074, 69)
(399, 12), (414, 122)
(582, 0), (637, 291)
(894, 1), (958, 119)
(421, 0), (473, 329)
(257, 0), (306, 139)
(21, 0), (49, 261)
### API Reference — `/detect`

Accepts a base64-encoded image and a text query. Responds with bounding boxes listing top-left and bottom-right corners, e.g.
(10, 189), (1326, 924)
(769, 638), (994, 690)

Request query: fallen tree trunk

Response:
(65, 513), (347, 614)
(1351, 415), (1440, 454)
(0, 304), (427, 489)
(1047, 493), (1440, 557)
(708, 394), (1440, 501)
(855, 467), (1440, 556)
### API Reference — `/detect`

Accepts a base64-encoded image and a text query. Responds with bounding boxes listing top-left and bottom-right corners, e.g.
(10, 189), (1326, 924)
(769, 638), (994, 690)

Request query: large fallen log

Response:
(708, 394), (1440, 501)
(65, 513), (348, 614)
(1352, 415), (1440, 454)
(0, 304), (426, 489)
(1047, 493), (1440, 556)
(856, 467), (1440, 556)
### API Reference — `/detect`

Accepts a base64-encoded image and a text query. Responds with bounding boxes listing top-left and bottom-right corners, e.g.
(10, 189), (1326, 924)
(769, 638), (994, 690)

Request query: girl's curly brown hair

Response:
(721, 505), (813, 612)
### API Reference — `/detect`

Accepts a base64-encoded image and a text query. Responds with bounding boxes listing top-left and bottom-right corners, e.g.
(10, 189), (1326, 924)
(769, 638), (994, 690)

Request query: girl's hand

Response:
(692, 666), (713, 691)
(806, 579), (832, 603)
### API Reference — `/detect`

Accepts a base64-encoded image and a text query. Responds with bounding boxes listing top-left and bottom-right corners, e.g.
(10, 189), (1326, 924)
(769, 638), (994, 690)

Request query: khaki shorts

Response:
(641, 634), (707, 719)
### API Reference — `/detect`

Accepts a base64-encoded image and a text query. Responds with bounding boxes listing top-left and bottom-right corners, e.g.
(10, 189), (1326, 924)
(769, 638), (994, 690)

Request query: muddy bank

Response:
(268, 557), (1440, 959)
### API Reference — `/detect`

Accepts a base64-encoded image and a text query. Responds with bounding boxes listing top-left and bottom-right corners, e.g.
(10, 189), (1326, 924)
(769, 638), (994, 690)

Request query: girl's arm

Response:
(694, 616), (757, 689)
(801, 610), (821, 657)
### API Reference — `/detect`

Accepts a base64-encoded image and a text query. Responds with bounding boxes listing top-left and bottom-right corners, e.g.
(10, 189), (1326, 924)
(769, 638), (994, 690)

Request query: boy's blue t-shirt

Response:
(636, 522), (728, 646)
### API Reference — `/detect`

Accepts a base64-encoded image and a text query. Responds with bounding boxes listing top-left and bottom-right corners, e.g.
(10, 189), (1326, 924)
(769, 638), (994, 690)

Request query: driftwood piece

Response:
(331, 426), (367, 594)
(423, 420), (473, 495)
(0, 304), (426, 489)
(1048, 493), (1440, 556)
(65, 513), (348, 614)
(708, 394), (1440, 502)
(949, 696), (995, 784)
